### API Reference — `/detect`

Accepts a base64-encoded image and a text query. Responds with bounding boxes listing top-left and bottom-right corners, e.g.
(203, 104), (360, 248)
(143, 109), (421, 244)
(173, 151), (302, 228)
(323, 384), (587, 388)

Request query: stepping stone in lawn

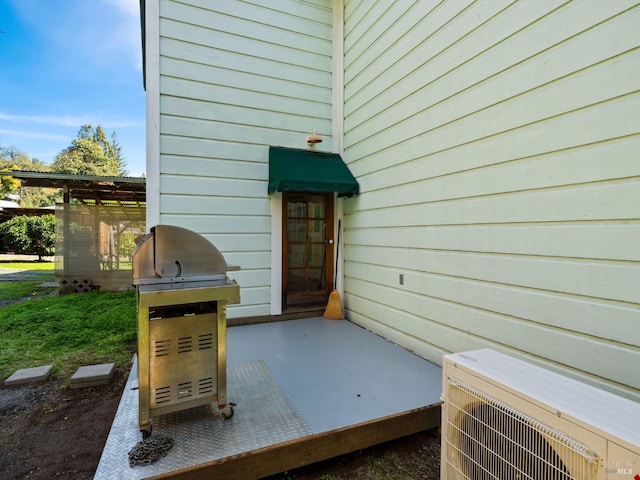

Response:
(4, 365), (53, 386)
(70, 363), (115, 389)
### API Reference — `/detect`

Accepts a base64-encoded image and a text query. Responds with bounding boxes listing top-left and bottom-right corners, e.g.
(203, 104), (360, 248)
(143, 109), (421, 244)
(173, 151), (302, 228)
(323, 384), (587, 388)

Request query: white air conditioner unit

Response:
(441, 349), (640, 480)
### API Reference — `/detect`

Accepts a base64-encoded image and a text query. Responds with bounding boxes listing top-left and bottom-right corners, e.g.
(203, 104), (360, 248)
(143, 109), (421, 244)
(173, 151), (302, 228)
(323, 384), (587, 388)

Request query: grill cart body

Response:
(132, 225), (240, 437)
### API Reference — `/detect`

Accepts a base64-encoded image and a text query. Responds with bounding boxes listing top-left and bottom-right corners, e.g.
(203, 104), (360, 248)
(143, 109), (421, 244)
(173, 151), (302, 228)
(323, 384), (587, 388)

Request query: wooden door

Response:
(282, 193), (334, 310)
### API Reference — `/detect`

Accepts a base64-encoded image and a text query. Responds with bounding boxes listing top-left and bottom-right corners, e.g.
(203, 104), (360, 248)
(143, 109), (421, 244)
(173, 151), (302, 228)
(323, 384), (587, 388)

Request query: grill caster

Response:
(220, 403), (235, 420)
(140, 423), (153, 439)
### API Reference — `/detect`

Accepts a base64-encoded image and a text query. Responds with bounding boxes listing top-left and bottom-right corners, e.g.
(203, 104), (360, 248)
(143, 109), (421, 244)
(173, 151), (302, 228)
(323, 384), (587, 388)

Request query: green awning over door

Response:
(268, 146), (359, 197)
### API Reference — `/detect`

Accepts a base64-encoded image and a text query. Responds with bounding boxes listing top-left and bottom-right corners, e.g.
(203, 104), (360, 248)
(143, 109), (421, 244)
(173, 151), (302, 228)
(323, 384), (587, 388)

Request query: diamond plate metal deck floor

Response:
(95, 360), (311, 479)
(95, 317), (442, 479)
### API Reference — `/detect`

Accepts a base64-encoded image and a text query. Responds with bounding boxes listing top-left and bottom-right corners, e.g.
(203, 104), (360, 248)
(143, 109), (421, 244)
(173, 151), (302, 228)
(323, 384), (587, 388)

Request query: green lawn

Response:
(0, 281), (57, 301)
(0, 262), (55, 270)
(0, 261), (56, 301)
(0, 280), (136, 380)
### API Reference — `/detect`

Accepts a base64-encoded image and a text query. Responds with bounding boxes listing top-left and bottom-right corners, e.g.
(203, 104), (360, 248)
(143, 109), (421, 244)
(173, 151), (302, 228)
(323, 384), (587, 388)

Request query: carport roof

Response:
(1, 171), (146, 205)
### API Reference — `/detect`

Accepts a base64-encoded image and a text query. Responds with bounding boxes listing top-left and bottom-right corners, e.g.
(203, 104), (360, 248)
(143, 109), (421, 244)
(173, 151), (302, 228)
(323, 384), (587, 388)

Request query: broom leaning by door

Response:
(323, 219), (344, 320)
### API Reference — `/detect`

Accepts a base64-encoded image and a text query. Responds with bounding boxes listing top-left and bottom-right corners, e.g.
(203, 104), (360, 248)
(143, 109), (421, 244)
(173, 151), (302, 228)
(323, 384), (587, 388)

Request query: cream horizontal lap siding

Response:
(342, 0), (640, 401)
(148, 0), (334, 317)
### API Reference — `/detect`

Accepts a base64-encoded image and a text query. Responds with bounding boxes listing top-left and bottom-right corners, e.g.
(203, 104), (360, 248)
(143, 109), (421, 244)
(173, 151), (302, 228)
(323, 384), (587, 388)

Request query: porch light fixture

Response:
(306, 128), (322, 145)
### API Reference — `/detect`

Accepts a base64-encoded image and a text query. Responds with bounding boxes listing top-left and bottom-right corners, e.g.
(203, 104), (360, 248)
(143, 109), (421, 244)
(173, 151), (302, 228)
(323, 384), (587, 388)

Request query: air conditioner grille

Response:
(445, 376), (598, 480)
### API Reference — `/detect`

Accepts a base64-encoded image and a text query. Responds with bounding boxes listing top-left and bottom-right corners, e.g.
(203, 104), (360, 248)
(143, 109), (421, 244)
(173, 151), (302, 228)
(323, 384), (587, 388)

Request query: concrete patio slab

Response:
(4, 365), (53, 386)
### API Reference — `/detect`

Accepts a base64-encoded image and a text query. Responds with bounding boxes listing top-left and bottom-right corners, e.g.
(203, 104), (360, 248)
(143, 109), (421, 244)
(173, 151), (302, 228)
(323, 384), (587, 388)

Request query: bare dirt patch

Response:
(0, 369), (127, 480)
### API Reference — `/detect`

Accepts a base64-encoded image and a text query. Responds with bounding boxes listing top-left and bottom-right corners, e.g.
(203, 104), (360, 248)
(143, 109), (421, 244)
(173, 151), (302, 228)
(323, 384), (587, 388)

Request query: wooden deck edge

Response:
(151, 402), (442, 480)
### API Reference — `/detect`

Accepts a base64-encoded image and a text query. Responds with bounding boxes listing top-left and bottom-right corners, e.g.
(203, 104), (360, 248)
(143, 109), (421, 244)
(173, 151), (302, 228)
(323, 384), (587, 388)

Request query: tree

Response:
(51, 124), (128, 177)
(27, 214), (56, 260)
(0, 145), (58, 207)
(0, 216), (30, 253)
(0, 145), (50, 197)
(0, 145), (50, 173)
(0, 167), (20, 196)
(18, 187), (62, 209)
(0, 215), (56, 260)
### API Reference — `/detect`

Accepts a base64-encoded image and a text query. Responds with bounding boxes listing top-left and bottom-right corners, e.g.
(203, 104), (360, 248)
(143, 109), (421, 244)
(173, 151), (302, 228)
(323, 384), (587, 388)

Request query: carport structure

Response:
(3, 171), (146, 291)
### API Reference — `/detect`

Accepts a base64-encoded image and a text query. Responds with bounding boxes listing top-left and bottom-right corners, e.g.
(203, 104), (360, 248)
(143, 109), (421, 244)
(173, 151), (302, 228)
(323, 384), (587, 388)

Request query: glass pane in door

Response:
(283, 193), (332, 310)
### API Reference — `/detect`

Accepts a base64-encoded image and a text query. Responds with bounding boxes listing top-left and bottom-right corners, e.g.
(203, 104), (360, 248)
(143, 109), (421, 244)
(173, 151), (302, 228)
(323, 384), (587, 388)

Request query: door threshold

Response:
(229, 309), (325, 327)
(284, 306), (325, 314)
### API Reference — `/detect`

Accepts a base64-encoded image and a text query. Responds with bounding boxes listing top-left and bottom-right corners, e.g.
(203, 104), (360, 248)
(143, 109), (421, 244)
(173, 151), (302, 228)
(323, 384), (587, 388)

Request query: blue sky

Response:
(0, 0), (146, 176)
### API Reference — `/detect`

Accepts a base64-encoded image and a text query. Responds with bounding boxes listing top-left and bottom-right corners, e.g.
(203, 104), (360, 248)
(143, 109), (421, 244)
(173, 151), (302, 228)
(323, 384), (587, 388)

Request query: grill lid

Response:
(132, 225), (229, 285)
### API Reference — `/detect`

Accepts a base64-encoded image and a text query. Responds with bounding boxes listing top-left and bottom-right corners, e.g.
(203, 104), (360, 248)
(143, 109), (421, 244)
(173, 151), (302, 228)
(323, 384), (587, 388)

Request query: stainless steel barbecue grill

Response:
(132, 225), (240, 438)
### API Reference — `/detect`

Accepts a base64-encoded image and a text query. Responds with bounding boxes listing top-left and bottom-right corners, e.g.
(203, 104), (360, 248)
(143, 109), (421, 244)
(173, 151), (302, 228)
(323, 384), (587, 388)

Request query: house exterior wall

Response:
(342, 1), (640, 401)
(149, 0), (335, 317)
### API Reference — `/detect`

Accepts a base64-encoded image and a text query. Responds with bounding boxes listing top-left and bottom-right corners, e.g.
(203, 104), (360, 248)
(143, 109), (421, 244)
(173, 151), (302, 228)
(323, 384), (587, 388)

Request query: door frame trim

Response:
(270, 193), (283, 315)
